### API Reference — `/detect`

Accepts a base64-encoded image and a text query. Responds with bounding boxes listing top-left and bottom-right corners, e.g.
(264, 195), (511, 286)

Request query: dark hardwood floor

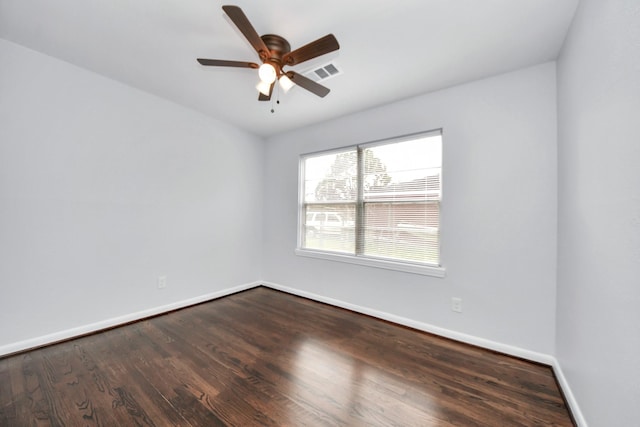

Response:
(0, 287), (574, 426)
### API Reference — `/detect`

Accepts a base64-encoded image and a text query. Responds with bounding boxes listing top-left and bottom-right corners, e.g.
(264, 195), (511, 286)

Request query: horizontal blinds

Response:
(362, 138), (441, 202)
(362, 136), (441, 265)
(363, 202), (439, 264)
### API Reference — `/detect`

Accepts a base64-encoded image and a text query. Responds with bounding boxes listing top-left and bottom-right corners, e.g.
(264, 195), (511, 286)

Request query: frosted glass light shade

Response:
(279, 74), (294, 93)
(258, 63), (276, 84)
(256, 81), (272, 96)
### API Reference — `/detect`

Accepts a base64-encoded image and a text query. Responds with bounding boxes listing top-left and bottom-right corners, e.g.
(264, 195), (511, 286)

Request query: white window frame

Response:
(296, 130), (445, 278)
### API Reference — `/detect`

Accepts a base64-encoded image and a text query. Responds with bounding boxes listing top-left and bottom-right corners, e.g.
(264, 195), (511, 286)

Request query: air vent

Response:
(304, 62), (343, 82)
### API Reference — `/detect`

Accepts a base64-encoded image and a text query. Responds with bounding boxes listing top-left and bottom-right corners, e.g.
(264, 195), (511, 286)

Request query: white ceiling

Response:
(0, 0), (579, 138)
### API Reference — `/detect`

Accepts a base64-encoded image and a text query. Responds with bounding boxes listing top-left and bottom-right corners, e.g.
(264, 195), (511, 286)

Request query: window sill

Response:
(295, 248), (446, 278)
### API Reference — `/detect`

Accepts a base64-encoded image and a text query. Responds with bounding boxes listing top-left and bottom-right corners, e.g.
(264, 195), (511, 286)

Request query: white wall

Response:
(556, 0), (640, 425)
(0, 39), (264, 353)
(263, 63), (558, 357)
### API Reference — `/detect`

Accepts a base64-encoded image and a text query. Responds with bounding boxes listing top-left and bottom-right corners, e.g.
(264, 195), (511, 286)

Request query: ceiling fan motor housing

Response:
(260, 34), (291, 70)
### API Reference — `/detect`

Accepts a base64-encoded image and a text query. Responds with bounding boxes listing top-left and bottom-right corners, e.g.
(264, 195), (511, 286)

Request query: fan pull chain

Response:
(272, 99), (280, 113)
(271, 82), (281, 113)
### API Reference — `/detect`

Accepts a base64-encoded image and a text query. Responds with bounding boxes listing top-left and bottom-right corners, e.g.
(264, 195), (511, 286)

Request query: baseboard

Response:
(0, 281), (262, 357)
(261, 281), (554, 365)
(551, 358), (589, 427)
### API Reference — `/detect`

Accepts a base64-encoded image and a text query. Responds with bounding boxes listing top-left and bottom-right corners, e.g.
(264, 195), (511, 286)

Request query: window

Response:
(297, 130), (443, 276)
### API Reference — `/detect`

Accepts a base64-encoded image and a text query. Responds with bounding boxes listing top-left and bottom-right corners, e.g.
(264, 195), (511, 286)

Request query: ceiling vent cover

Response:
(304, 62), (343, 82)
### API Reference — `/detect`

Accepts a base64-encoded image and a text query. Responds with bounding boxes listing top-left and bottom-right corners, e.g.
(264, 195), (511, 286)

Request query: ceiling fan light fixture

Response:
(258, 63), (277, 84)
(256, 80), (272, 96)
(279, 74), (294, 93)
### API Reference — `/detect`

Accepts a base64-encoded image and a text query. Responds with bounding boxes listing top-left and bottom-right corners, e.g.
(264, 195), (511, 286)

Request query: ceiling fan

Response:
(197, 5), (340, 101)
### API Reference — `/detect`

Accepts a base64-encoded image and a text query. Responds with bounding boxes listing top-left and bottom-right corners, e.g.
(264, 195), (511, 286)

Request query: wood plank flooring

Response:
(0, 287), (574, 426)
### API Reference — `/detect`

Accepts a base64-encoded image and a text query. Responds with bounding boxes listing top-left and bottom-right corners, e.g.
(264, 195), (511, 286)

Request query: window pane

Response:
(363, 201), (440, 264)
(363, 135), (442, 202)
(303, 204), (356, 254)
(303, 150), (358, 203)
(362, 134), (442, 265)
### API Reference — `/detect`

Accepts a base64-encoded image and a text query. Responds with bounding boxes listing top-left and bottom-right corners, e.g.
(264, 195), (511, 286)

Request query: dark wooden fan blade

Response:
(283, 34), (339, 66)
(286, 71), (330, 97)
(258, 82), (274, 101)
(197, 58), (259, 68)
(222, 5), (270, 60)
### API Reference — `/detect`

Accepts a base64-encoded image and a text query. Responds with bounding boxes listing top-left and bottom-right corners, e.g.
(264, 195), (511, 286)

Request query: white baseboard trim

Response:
(261, 281), (554, 365)
(551, 358), (588, 427)
(0, 281), (261, 357)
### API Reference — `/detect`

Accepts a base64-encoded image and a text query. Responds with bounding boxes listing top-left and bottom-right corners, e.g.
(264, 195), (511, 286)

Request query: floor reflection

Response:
(287, 337), (443, 425)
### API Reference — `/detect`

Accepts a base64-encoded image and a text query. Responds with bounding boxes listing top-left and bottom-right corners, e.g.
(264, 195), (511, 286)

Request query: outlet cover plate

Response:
(451, 297), (462, 313)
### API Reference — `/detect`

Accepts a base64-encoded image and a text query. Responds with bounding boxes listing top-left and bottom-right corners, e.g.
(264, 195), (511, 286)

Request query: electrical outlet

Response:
(158, 275), (167, 289)
(451, 297), (462, 313)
